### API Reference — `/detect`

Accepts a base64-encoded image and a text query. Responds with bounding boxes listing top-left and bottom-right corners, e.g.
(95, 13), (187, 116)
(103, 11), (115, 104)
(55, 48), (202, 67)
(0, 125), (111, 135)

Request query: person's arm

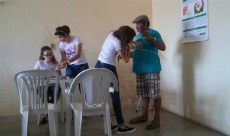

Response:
(142, 31), (166, 51)
(60, 51), (67, 62)
(122, 49), (131, 63)
(118, 41), (142, 63)
(116, 50), (131, 63)
(58, 51), (67, 69)
(68, 43), (82, 62)
(128, 41), (142, 58)
(116, 51), (122, 63)
(59, 43), (82, 69)
(121, 44), (133, 63)
(34, 61), (41, 70)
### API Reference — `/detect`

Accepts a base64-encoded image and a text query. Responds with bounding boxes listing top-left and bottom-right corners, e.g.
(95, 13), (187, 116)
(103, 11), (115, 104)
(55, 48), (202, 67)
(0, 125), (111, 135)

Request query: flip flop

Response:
(129, 116), (147, 124)
(145, 120), (160, 130)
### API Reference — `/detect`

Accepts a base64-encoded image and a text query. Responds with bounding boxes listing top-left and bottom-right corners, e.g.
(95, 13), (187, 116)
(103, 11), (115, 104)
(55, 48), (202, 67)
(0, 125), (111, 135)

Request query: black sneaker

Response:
(111, 124), (118, 130)
(117, 126), (135, 134)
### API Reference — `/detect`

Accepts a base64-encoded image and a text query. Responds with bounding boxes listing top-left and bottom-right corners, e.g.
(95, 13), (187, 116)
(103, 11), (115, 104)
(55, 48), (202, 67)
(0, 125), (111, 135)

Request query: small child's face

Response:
(43, 50), (53, 62)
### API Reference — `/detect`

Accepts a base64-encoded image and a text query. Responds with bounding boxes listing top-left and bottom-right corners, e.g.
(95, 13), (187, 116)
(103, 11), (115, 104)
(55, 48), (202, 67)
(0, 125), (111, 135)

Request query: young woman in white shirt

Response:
(34, 46), (62, 125)
(55, 25), (89, 79)
(96, 26), (141, 134)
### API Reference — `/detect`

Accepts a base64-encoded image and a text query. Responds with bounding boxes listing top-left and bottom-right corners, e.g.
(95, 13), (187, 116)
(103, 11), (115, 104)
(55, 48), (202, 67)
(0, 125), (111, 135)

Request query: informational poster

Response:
(181, 0), (208, 43)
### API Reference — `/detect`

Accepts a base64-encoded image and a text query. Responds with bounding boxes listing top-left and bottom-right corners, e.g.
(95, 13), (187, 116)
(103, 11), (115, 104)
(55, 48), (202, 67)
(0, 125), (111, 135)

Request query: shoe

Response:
(111, 124), (118, 130)
(39, 117), (48, 125)
(117, 126), (135, 134)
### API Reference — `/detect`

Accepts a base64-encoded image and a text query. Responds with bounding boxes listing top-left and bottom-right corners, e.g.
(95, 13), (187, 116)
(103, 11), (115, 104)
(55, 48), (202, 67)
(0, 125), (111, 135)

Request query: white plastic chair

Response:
(14, 70), (59, 136)
(36, 78), (66, 124)
(66, 68), (118, 136)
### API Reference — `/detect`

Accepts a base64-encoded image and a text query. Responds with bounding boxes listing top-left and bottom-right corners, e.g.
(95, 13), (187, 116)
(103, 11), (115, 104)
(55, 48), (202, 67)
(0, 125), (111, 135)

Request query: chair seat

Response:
(71, 103), (107, 116)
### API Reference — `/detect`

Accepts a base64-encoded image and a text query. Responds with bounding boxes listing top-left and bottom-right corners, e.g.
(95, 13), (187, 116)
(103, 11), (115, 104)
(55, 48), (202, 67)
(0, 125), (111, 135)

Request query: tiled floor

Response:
(0, 108), (226, 136)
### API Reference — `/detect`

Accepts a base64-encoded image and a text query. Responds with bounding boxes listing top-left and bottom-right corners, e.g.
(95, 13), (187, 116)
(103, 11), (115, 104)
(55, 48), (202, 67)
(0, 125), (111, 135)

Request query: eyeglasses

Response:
(43, 53), (53, 56)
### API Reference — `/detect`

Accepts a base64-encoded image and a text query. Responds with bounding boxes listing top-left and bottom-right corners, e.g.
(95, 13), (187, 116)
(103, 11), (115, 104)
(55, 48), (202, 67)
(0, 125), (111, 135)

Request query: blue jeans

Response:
(37, 84), (61, 104)
(66, 63), (89, 79)
(48, 84), (62, 103)
(95, 60), (124, 125)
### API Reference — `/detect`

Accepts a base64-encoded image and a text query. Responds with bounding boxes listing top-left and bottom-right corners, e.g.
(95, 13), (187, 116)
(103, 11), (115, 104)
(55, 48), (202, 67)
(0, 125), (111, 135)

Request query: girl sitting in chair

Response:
(34, 46), (61, 125)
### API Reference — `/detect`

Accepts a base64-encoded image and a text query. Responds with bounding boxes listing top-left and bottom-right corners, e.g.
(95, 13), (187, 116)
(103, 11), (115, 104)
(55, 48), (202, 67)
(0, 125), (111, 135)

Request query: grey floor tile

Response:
(0, 108), (227, 136)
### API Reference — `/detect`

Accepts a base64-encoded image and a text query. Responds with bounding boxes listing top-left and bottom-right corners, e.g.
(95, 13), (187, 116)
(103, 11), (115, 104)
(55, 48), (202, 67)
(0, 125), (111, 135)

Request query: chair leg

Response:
(22, 112), (28, 136)
(60, 93), (65, 122)
(103, 113), (107, 134)
(74, 110), (82, 136)
(66, 106), (72, 136)
(105, 104), (112, 136)
(54, 111), (58, 136)
(48, 110), (58, 136)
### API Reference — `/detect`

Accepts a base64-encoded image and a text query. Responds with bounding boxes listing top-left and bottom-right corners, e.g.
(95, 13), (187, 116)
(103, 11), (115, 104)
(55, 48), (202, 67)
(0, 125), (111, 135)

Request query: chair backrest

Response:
(68, 68), (118, 112)
(14, 70), (60, 115)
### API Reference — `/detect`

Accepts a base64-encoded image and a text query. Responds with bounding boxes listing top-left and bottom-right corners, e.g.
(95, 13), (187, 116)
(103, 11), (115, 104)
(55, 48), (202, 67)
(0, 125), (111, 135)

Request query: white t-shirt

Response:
(98, 32), (121, 65)
(34, 60), (58, 70)
(59, 36), (87, 65)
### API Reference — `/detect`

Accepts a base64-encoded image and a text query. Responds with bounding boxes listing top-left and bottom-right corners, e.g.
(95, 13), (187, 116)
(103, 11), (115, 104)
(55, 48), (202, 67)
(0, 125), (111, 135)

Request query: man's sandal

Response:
(129, 116), (147, 124)
(145, 120), (160, 130)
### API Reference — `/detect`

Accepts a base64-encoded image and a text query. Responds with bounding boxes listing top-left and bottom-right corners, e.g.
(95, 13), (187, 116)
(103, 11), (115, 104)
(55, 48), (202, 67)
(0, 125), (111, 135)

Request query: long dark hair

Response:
(39, 46), (58, 64)
(113, 26), (136, 57)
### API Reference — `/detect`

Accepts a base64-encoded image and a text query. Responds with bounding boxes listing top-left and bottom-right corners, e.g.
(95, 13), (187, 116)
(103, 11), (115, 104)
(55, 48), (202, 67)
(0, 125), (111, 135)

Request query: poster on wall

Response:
(181, 0), (208, 43)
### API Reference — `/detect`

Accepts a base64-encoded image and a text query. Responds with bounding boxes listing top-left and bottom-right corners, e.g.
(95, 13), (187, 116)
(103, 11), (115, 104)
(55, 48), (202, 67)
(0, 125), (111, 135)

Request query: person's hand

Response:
(60, 76), (67, 79)
(131, 41), (142, 49)
(58, 61), (67, 69)
(116, 52), (122, 63)
(55, 65), (61, 70)
(142, 31), (156, 41)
